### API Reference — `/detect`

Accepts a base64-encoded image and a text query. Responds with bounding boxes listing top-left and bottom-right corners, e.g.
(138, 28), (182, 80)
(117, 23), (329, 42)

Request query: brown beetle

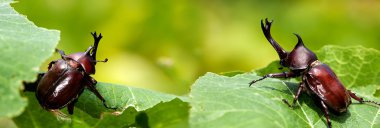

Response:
(36, 32), (111, 118)
(249, 19), (380, 128)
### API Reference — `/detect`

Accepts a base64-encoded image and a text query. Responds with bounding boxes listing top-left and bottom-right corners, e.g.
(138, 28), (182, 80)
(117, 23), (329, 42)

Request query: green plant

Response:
(2, 1), (380, 127)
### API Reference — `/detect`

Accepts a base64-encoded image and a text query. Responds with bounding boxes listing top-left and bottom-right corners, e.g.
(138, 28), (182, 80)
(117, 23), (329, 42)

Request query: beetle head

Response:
(261, 19), (317, 71)
(67, 32), (107, 74)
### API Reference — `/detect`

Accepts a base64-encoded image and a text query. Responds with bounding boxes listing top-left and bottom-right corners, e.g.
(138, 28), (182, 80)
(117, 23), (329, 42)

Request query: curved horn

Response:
(261, 18), (288, 60)
(293, 33), (305, 47)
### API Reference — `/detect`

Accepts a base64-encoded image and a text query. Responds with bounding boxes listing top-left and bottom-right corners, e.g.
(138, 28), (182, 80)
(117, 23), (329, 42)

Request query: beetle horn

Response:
(261, 18), (288, 60)
(293, 33), (305, 47)
(90, 32), (103, 60)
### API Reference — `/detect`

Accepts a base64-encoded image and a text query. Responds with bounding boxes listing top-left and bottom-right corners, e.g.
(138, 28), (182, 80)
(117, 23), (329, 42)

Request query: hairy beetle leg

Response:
(282, 99), (292, 108)
(67, 99), (78, 115)
(349, 90), (380, 106)
(47, 61), (57, 69)
(56, 49), (65, 56)
(283, 82), (305, 108)
(362, 100), (380, 106)
(85, 75), (117, 110)
(23, 72), (45, 92)
(56, 49), (71, 60)
(249, 76), (268, 86)
(102, 101), (118, 110)
(320, 100), (332, 128)
(249, 71), (296, 86)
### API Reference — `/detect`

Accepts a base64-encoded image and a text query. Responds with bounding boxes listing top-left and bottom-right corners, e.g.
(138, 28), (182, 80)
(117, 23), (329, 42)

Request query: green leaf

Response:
(190, 46), (380, 127)
(0, 0), (60, 117)
(75, 82), (180, 117)
(190, 72), (380, 128)
(13, 83), (189, 128)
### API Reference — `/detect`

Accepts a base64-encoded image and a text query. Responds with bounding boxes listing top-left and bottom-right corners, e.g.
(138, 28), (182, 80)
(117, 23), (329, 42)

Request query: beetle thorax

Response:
(67, 59), (81, 69)
(68, 52), (95, 74)
(286, 41), (318, 71)
(310, 60), (322, 67)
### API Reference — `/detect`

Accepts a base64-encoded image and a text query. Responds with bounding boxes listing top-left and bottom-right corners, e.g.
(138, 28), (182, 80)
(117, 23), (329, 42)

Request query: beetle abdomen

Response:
(36, 60), (68, 107)
(45, 69), (85, 109)
(37, 60), (85, 109)
(305, 60), (351, 113)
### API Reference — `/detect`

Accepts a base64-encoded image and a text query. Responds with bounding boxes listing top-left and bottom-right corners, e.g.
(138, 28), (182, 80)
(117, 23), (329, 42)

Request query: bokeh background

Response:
(12, 0), (380, 96)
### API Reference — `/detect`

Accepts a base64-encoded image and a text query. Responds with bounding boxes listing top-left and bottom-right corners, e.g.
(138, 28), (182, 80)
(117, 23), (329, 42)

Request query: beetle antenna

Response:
(93, 58), (108, 63)
(261, 18), (288, 60)
(90, 32), (103, 61)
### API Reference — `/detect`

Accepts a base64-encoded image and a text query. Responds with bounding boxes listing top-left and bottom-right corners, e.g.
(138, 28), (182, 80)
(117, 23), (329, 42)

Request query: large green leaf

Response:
(0, 0), (60, 117)
(190, 73), (380, 128)
(13, 82), (189, 128)
(190, 45), (380, 128)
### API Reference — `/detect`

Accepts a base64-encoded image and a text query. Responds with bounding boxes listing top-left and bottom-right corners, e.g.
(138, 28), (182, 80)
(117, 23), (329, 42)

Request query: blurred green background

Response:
(12, 0), (380, 96)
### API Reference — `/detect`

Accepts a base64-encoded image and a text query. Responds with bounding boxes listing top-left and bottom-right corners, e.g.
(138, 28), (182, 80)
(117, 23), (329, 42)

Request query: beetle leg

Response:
(282, 82), (305, 108)
(67, 99), (78, 115)
(56, 48), (65, 56)
(84, 75), (117, 110)
(348, 90), (363, 103)
(56, 49), (69, 59)
(348, 90), (380, 106)
(85, 76), (104, 101)
(320, 100), (332, 128)
(48, 60), (57, 69)
(249, 71), (296, 86)
(23, 72), (45, 92)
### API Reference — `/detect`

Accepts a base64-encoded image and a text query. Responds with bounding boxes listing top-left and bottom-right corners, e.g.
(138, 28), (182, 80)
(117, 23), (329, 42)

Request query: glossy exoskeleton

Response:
(36, 32), (111, 117)
(249, 19), (380, 128)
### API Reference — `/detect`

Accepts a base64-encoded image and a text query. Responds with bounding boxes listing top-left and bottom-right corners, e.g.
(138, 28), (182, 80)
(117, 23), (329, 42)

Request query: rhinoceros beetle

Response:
(249, 19), (380, 128)
(35, 32), (112, 118)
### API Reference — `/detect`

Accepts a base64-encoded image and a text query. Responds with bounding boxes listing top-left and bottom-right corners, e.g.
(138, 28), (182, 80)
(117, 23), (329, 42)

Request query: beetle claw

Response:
(102, 101), (118, 110)
(363, 100), (380, 106)
(282, 99), (294, 109)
